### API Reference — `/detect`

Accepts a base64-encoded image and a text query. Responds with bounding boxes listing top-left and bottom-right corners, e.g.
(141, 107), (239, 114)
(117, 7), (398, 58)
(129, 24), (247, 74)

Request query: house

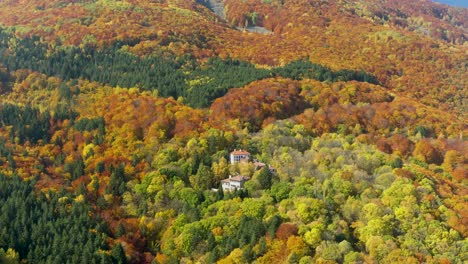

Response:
(230, 149), (250, 164)
(221, 175), (250, 191)
(253, 159), (266, 170)
(253, 159), (276, 173)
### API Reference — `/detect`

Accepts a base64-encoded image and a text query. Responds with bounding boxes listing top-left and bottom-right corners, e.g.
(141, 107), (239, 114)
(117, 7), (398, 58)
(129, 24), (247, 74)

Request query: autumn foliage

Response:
(0, 0), (466, 263)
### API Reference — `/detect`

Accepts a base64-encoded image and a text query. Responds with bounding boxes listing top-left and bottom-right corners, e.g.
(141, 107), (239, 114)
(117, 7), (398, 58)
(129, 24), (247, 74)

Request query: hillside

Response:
(0, 0), (466, 263)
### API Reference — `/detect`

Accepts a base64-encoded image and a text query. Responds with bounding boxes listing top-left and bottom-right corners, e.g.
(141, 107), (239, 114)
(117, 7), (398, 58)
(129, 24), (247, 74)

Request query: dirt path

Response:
(206, 0), (226, 20)
(201, 0), (272, 34)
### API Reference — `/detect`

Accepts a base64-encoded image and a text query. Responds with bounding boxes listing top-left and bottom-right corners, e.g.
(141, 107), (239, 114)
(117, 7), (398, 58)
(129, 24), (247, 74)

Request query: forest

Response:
(0, 0), (466, 263)
(0, 28), (378, 108)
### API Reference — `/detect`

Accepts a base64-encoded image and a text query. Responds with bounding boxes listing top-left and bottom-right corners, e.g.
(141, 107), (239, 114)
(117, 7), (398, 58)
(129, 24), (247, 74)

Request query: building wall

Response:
(222, 181), (244, 191)
(230, 154), (249, 164)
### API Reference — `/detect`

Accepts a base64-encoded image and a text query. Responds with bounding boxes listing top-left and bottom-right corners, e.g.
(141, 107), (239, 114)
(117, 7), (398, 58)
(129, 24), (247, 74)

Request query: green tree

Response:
(256, 167), (273, 189)
(270, 182), (291, 202)
(111, 244), (127, 264)
(304, 227), (323, 248)
(115, 223), (125, 238)
(189, 164), (213, 191)
(217, 183), (224, 200)
(106, 164), (126, 196)
(295, 198), (325, 223)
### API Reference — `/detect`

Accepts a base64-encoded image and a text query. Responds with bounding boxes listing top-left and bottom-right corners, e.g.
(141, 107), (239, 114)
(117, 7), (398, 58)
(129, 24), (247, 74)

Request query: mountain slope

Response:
(0, 0), (465, 114)
(0, 0), (466, 263)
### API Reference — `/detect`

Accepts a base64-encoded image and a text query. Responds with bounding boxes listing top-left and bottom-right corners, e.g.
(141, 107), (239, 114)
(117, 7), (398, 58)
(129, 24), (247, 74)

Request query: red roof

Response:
(253, 161), (266, 167)
(230, 175), (250, 181)
(231, 149), (250, 155)
(221, 175), (251, 183)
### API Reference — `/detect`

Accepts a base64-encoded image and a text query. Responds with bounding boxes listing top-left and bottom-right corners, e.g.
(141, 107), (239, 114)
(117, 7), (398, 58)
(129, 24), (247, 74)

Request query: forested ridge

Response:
(0, 27), (378, 108)
(0, 0), (466, 263)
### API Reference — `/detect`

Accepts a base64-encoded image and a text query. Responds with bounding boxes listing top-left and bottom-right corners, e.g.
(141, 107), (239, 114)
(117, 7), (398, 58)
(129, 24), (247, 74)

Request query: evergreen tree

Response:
(256, 167), (273, 189)
(217, 183), (224, 200)
(115, 223), (125, 238)
(111, 244), (126, 264)
(107, 164), (126, 196)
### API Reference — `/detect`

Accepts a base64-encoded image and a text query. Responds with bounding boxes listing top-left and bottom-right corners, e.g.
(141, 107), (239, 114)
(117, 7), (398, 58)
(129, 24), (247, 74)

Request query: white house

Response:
(230, 149), (250, 164)
(221, 175), (251, 191)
